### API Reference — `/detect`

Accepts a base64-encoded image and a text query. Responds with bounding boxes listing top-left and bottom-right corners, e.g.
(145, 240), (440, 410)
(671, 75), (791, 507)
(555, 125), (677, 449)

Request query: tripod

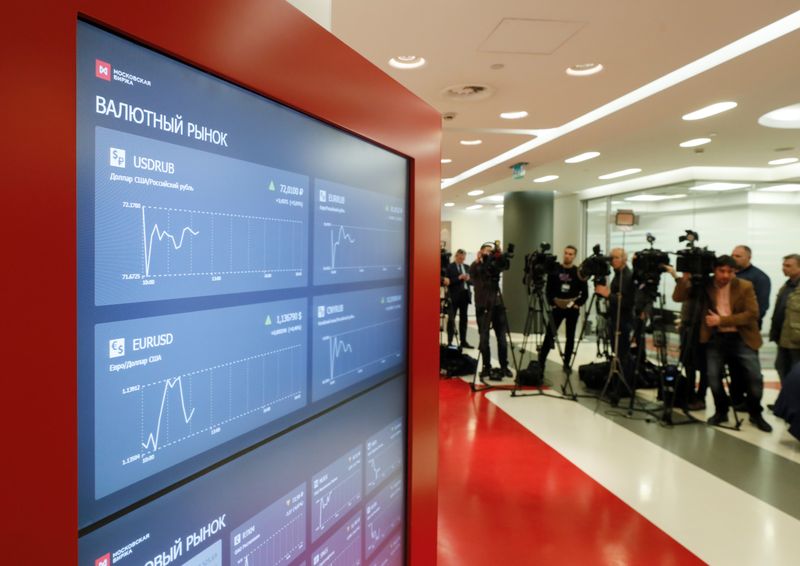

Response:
(512, 280), (578, 401)
(567, 289), (612, 371)
(470, 279), (520, 393)
(439, 285), (451, 347)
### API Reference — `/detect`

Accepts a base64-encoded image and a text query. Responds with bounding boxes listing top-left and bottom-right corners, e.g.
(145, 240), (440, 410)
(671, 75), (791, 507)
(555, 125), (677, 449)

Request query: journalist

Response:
(539, 245), (588, 372)
(673, 255), (772, 432)
(446, 249), (473, 349)
(770, 253), (800, 381)
(470, 243), (511, 379)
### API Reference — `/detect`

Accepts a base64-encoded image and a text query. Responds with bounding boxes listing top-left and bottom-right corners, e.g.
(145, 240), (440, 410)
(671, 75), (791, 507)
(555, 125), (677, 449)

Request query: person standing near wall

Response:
(770, 253), (800, 382)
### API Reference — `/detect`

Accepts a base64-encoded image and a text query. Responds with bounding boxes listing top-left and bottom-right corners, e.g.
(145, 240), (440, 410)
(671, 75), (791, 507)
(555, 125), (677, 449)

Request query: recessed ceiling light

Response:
(441, 158), (452, 164)
(759, 103), (800, 128)
(624, 194), (686, 202)
(533, 175), (559, 183)
(466, 204), (483, 210)
(467, 189), (484, 196)
(682, 101), (737, 121)
(565, 151), (600, 164)
(495, 204), (505, 209)
(768, 157), (799, 165)
(443, 202), (456, 207)
(757, 184), (800, 192)
(460, 139), (482, 146)
(690, 182), (749, 191)
(500, 111), (528, 120)
(388, 56), (426, 69)
(598, 168), (642, 180)
(566, 63), (604, 76)
(477, 194), (505, 203)
(680, 137), (712, 148)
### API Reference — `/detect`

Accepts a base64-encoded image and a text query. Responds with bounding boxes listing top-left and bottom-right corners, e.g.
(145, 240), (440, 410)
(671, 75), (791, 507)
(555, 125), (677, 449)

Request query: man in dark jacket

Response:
(539, 245), (588, 371)
(446, 249), (473, 348)
(673, 255), (772, 431)
(770, 253), (800, 381)
(470, 243), (511, 379)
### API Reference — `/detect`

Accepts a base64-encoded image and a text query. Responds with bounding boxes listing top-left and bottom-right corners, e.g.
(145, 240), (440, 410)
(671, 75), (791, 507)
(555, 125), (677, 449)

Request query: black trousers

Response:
(447, 296), (469, 345)
(476, 304), (508, 370)
(538, 307), (579, 367)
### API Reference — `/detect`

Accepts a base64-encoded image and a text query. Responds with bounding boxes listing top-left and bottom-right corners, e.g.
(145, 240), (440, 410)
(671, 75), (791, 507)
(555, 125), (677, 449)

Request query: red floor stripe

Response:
(437, 378), (706, 566)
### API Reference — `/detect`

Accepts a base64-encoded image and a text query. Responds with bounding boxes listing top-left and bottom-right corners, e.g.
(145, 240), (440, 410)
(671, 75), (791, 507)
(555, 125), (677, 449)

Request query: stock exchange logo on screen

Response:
(95, 59), (112, 81)
(95, 554), (111, 566)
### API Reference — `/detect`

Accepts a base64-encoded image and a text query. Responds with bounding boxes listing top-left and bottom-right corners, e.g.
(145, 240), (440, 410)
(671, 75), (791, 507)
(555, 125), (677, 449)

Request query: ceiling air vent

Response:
(440, 84), (494, 101)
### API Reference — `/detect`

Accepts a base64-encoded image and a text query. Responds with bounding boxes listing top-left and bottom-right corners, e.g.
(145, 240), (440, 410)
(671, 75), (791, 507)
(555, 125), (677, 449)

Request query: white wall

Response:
(441, 206), (504, 261)
(553, 193), (583, 255)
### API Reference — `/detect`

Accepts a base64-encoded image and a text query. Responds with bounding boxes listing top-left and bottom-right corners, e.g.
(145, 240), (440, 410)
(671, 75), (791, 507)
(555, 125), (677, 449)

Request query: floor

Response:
(436, 323), (800, 566)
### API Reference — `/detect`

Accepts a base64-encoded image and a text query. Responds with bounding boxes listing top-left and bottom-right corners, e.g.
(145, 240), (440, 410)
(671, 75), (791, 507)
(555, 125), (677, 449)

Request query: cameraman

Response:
(539, 245), (588, 371)
(594, 248), (635, 395)
(470, 243), (512, 379)
(445, 249), (473, 348)
(673, 255), (772, 432)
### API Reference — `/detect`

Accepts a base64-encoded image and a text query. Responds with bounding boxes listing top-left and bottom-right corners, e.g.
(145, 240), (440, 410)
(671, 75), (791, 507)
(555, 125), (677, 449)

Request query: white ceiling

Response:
(329, 0), (800, 206)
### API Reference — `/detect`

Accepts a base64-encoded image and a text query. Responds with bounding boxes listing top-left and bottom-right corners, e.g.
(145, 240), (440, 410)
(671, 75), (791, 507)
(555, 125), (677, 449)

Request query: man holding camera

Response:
(539, 245), (588, 372)
(673, 255), (772, 432)
(470, 243), (511, 379)
(445, 249), (473, 349)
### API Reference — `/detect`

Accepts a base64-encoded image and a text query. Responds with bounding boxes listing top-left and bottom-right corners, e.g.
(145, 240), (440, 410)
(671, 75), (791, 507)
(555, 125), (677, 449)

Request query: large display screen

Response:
(77, 20), (408, 565)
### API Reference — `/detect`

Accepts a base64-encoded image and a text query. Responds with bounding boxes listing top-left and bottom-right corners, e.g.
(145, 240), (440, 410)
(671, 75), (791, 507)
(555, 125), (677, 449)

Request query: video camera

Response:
(579, 244), (611, 283)
(482, 241), (515, 279)
(440, 248), (452, 278)
(522, 242), (557, 289)
(674, 230), (715, 278)
(633, 233), (670, 289)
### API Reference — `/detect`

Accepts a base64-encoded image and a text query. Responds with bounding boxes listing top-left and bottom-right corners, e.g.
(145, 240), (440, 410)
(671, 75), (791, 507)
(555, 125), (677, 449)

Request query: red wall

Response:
(1, 1), (440, 563)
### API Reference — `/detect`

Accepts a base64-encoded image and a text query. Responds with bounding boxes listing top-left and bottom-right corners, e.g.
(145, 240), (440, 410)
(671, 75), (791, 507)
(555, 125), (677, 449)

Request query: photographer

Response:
(673, 255), (772, 432)
(470, 243), (512, 379)
(445, 249), (473, 349)
(594, 248), (635, 396)
(539, 245), (588, 371)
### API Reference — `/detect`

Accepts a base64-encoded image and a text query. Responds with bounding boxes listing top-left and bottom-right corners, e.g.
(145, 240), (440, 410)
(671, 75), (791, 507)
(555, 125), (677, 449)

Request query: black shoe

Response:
(461, 341), (474, 349)
(750, 414), (773, 433)
(501, 367), (513, 378)
(707, 412), (729, 426)
(479, 367), (492, 379)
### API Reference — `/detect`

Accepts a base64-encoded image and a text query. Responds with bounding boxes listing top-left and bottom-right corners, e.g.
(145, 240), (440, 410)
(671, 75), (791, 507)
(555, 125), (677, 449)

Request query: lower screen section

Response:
(79, 378), (405, 566)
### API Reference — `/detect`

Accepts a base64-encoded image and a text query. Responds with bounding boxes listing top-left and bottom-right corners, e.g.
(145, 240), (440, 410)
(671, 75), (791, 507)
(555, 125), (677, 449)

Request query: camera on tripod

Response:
(633, 233), (670, 289)
(522, 242), (557, 289)
(578, 244), (611, 283)
(674, 230), (715, 278)
(440, 248), (452, 278)
(482, 241), (515, 278)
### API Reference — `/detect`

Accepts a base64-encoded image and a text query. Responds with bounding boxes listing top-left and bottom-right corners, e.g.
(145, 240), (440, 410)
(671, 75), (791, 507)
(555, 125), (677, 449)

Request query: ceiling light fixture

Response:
(679, 137), (712, 148)
(441, 10), (800, 190)
(467, 189), (484, 196)
(624, 194), (686, 202)
(466, 204), (483, 210)
(598, 168), (642, 180)
(682, 101), (737, 121)
(443, 202), (455, 207)
(500, 111), (528, 120)
(388, 55), (426, 69)
(759, 103), (800, 128)
(441, 158), (452, 164)
(565, 151), (600, 164)
(495, 204), (505, 209)
(533, 175), (559, 183)
(566, 63), (604, 76)
(768, 157), (799, 165)
(757, 184), (800, 192)
(460, 139), (482, 146)
(690, 182), (750, 191)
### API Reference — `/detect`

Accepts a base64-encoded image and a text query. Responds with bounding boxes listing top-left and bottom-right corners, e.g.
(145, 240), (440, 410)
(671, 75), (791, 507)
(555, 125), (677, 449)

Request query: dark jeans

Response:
(706, 333), (763, 416)
(539, 307), (579, 367)
(447, 297), (469, 345)
(476, 304), (508, 370)
(775, 347), (800, 382)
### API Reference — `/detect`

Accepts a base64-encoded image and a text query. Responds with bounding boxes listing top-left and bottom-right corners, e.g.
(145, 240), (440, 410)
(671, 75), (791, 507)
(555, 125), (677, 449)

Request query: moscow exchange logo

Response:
(95, 553), (111, 566)
(95, 59), (112, 81)
(109, 148), (126, 168)
(109, 338), (125, 359)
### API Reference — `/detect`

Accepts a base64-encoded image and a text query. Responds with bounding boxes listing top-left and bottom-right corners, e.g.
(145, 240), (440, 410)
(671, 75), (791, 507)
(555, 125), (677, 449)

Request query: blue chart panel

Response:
(94, 299), (307, 498)
(94, 126), (309, 306)
(312, 287), (405, 401)
(365, 418), (404, 495)
(313, 179), (404, 285)
(311, 514), (362, 566)
(364, 476), (404, 559)
(230, 484), (306, 566)
(366, 531), (403, 566)
(312, 446), (363, 542)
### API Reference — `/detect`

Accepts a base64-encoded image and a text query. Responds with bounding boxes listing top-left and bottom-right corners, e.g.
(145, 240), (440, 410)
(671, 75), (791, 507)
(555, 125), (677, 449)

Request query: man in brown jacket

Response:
(673, 255), (772, 432)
